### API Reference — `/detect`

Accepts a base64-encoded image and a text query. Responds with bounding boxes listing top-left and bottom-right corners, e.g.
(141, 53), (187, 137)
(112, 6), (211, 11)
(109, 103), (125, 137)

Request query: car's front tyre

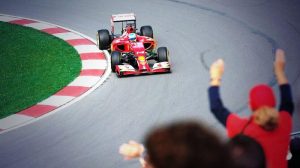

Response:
(111, 51), (122, 72)
(157, 47), (169, 62)
(140, 26), (153, 38)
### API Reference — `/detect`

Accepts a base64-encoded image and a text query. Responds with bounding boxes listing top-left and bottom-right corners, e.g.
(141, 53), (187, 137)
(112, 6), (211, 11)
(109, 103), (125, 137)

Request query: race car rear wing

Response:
(111, 13), (137, 35)
(111, 13), (136, 22)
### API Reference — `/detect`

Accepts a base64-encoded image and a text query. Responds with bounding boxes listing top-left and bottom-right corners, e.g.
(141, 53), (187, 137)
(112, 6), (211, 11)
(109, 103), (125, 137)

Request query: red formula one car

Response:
(96, 13), (171, 77)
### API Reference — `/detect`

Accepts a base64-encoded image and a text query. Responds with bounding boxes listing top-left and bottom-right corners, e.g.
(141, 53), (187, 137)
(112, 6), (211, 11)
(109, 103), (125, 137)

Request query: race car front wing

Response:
(115, 62), (171, 77)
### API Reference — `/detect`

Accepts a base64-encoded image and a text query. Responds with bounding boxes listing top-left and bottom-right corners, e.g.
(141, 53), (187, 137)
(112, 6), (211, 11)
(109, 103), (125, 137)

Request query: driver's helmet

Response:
(128, 33), (136, 41)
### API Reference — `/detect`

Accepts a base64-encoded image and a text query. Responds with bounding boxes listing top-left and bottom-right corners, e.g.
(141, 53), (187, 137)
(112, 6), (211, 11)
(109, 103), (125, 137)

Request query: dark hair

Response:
(227, 134), (266, 168)
(144, 121), (230, 168)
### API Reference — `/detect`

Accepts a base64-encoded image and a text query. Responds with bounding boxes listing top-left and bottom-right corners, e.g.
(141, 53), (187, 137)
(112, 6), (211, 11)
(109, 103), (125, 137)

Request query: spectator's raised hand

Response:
(274, 49), (288, 84)
(210, 59), (224, 86)
(119, 140), (145, 160)
(274, 49), (286, 74)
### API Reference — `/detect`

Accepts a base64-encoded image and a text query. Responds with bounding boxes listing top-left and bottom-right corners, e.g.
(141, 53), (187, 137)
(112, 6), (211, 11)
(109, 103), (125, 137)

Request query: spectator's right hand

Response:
(274, 49), (285, 75)
(119, 140), (145, 160)
(274, 49), (288, 84)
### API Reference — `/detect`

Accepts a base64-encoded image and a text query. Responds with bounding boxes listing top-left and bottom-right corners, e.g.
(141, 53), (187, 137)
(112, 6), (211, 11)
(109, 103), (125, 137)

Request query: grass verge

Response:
(0, 21), (81, 119)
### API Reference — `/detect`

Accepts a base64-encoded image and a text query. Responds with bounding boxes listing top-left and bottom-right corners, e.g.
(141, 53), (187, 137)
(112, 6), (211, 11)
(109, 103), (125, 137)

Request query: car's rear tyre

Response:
(111, 51), (122, 72)
(140, 26), (153, 38)
(97, 29), (111, 50)
(157, 47), (169, 62)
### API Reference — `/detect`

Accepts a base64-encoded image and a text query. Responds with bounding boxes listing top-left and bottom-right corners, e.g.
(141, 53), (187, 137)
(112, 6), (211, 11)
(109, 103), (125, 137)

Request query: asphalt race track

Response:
(1, 0), (300, 167)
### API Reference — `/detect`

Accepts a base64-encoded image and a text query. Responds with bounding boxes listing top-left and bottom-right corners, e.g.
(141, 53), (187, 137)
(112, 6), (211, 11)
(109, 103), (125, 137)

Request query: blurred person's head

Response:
(144, 121), (231, 168)
(227, 134), (266, 168)
(249, 84), (279, 131)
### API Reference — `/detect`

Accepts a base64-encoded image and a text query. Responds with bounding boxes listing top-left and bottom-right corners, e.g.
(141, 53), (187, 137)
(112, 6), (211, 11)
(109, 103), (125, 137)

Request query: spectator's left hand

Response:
(210, 59), (224, 86)
(119, 140), (145, 160)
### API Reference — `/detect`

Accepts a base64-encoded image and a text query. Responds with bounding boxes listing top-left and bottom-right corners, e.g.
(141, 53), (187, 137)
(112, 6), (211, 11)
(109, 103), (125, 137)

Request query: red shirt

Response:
(227, 112), (292, 168)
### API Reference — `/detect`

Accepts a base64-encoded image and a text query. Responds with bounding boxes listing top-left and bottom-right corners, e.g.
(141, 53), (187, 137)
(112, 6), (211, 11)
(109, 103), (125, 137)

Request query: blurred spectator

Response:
(119, 121), (231, 168)
(208, 49), (294, 168)
(288, 136), (300, 168)
(227, 134), (266, 168)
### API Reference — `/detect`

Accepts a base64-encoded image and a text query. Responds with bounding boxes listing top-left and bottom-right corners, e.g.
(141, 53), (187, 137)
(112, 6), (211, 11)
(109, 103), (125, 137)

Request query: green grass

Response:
(0, 21), (81, 119)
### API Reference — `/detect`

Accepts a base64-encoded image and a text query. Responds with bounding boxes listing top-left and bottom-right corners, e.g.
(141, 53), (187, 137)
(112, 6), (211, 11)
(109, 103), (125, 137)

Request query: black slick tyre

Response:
(157, 47), (169, 62)
(111, 51), (122, 72)
(140, 26), (153, 38)
(97, 29), (111, 50)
